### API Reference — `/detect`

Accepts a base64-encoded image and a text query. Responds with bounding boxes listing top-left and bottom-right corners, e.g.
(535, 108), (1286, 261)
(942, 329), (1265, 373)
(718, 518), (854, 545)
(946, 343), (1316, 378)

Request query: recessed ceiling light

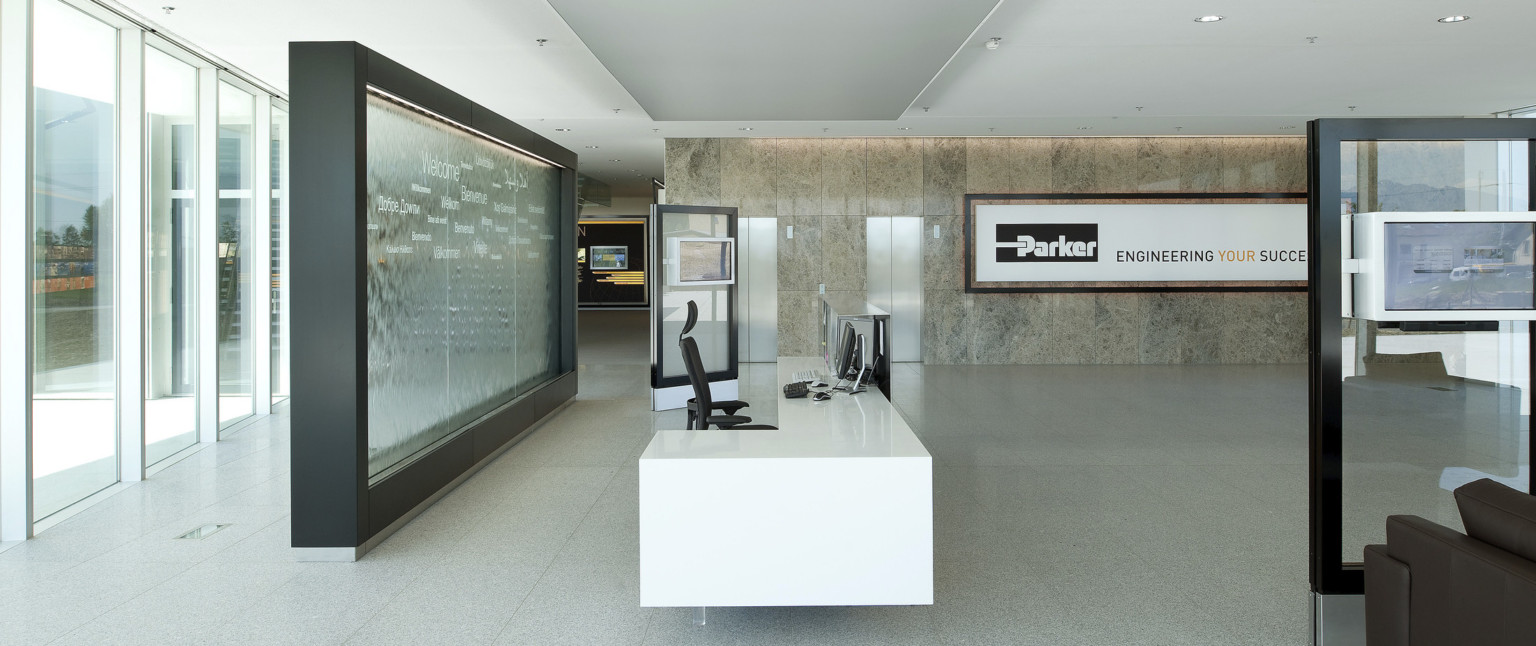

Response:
(161, 6), (174, 13)
(897, 127), (911, 131)
(985, 37), (1002, 50)
(1279, 125), (1297, 130)
(1437, 15), (1469, 23)
(609, 159), (622, 162)
(554, 128), (571, 132)
(1077, 126), (1092, 130)
(1194, 15), (1223, 23)
(739, 127), (753, 131)
(584, 145), (599, 149)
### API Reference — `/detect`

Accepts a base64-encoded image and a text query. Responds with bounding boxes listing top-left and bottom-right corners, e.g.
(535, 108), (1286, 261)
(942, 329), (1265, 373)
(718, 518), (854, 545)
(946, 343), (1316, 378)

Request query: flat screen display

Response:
(590, 245), (627, 270)
(1383, 222), (1535, 311)
(672, 237), (734, 285)
(364, 91), (563, 479)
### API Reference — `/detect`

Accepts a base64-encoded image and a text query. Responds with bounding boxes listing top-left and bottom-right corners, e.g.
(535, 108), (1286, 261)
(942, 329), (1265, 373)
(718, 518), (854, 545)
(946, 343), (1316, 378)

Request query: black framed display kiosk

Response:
(289, 42), (578, 560)
(1308, 118), (1536, 640)
(649, 204), (739, 411)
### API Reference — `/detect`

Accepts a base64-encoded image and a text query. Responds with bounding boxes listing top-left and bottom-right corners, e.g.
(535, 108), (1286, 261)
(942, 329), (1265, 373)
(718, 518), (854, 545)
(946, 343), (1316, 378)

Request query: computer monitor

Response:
(834, 322), (859, 384)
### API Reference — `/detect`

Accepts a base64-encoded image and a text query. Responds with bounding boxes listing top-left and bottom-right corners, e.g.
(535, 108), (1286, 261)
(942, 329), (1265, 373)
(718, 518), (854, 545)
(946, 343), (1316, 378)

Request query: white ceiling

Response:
(120, 0), (1536, 198)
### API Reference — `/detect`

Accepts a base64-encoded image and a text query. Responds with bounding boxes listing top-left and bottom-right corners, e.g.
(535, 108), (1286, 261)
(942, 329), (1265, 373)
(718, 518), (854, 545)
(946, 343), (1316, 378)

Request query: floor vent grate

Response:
(175, 524), (231, 540)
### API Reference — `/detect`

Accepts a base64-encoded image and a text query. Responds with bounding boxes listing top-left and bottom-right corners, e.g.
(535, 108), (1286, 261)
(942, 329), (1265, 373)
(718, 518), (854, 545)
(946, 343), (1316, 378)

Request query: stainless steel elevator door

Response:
(867, 217), (922, 362)
(737, 217), (778, 362)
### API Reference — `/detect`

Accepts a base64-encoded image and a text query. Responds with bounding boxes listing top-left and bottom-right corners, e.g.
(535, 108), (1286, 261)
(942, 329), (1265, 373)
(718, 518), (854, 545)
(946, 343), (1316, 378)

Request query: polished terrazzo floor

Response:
(0, 310), (1317, 645)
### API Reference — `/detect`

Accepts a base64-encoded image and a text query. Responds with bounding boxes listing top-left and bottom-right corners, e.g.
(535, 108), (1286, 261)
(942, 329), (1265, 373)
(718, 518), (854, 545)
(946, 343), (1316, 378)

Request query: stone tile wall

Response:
(665, 137), (1309, 364)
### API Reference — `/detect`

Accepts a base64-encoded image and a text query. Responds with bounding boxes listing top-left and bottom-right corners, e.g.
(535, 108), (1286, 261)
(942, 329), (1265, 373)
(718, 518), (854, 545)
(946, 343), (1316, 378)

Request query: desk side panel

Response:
(639, 456), (933, 607)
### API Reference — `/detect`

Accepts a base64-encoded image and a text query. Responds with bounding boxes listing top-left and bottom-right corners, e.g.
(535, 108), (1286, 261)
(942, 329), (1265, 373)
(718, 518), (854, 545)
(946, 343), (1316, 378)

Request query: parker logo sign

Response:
(972, 202), (1307, 285)
(995, 224), (1099, 263)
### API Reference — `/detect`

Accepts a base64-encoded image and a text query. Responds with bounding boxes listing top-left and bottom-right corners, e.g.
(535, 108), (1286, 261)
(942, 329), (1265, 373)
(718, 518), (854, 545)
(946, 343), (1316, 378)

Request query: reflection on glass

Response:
(31, 0), (118, 520)
(364, 93), (563, 478)
(270, 105), (289, 403)
(217, 82), (254, 428)
(145, 47), (199, 465)
(1340, 140), (1533, 562)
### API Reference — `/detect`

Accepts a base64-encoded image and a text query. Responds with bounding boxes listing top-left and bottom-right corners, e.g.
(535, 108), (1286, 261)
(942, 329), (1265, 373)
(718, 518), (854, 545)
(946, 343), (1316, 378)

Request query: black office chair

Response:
(680, 335), (775, 430)
(678, 300), (751, 429)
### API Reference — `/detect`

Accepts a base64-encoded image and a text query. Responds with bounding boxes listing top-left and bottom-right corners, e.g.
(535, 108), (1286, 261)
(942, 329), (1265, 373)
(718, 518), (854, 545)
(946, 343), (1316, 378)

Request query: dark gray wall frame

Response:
(289, 42), (579, 553)
(1307, 118), (1536, 595)
(962, 193), (1310, 293)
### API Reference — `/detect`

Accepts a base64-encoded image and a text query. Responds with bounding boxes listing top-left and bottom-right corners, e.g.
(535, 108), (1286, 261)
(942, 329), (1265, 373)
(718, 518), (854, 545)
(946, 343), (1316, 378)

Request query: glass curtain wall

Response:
(216, 82), (254, 427)
(270, 104), (288, 403)
(30, 0), (118, 521)
(1339, 140), (1533, 563)
(144, 46), (199, 466)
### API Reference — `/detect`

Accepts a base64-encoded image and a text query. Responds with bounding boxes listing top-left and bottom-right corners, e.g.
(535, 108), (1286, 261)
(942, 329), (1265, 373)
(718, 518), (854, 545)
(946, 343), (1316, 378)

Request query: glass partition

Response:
(653, 208), (735, 385)
(270, 104), (289, 403)
(217, 81), (254, 428)
(1339, 139), (1533, 563)
(31, 0), (118, 520)
(144, 46), (199, 465)
(363, 92), (563, 479)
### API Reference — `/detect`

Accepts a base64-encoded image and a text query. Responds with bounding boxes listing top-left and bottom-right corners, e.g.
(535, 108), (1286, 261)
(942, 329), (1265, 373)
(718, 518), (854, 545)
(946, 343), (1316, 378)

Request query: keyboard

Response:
(791, 369), (826, 384)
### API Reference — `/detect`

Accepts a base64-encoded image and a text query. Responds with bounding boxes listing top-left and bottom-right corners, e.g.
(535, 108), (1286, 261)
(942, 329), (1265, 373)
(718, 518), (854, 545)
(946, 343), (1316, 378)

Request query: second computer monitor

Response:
(835, 322), (859, 381)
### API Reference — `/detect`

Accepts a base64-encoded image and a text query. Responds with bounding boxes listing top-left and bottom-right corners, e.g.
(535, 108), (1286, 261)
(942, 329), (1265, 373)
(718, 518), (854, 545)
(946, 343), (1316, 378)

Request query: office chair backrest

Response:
(679, 335), (714, 424)
(680, 300), (699, 343)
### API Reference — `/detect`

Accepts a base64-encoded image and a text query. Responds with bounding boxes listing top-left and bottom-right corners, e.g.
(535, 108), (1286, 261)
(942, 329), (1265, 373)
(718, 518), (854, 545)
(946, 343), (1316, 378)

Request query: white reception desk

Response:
(638, 357), (933, 608)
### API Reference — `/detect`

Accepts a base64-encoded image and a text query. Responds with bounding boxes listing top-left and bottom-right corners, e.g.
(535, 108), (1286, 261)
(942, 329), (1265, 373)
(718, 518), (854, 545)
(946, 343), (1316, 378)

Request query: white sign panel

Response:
(974, 203), (1307, 283)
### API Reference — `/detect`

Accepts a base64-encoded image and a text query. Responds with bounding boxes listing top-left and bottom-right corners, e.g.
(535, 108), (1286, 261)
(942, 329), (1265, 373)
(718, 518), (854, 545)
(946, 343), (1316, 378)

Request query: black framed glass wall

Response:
(1309, 119), (1536, 595)
(270, 104), (289, 404)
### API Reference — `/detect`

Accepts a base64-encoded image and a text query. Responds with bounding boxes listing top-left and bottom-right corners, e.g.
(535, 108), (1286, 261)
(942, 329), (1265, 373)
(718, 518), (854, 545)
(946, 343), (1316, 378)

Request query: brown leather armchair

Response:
(1364, 478), (1536, 645)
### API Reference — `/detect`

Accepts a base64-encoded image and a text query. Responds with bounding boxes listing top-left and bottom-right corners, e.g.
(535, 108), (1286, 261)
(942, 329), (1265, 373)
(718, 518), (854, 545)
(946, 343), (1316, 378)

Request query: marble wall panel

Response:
(965, 138), (1011, 195)
(867, 138), (923, 216)
(1050, 293), (1143, 364)
(721, 138), (777, 216)
(1136, 138), (1182, 192)
(664, 138), (720, 206)
(1179, 138), (1223, 193)
(776, 139), (824, 216)
(922, 289), (972, 364)
(778, 290), (820, 357)
(923, 215), (964, 292)
(1050, 138), (1097, 193)
(822, 139), (867, 216)
(1274, 137), (1308, 193)
(1220, 292), (1307, 364)
(776, 215), (822, 292)
(1011, 138), (1054, 193)
(821, 216), (867, 291)
(924, 138), (967, 216)
(971, 293), (1051, 364)
(1093, 138), (1141, 193)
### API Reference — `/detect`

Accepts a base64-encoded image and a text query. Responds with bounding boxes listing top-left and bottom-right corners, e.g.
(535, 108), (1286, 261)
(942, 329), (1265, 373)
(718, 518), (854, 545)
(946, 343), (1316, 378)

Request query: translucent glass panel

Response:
(1340, 140), (1533, 563)
(144, 47), (199, 465)
(217, 82), (254, 428)
(656, 212), (733, 380)
(31, 0), (118, 520)
(363, 93), (563, 478)
(270, 105), (289, 402)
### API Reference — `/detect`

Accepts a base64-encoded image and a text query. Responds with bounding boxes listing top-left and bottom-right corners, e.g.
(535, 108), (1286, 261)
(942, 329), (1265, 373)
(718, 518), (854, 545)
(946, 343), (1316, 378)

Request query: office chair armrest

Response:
(711, 400), (750, 415)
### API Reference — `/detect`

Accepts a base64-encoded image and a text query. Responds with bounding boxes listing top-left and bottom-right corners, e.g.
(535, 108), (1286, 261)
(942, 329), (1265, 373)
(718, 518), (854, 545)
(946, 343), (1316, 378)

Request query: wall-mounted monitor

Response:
(1352, 212), (1536, 321)
(668, 237), (735, 286)
(590, 245), (628, 270)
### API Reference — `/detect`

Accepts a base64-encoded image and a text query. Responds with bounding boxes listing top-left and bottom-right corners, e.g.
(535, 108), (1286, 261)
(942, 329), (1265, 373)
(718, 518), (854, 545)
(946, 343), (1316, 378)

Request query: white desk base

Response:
(639, 358), (933, 607)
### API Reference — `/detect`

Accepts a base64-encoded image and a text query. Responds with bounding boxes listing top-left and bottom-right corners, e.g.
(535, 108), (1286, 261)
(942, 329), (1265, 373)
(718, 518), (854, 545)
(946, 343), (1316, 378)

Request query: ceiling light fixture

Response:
(1194, 15), (1223, 23)
(554, 128), (571, 132)
(985, 37), (1002, 50)
(739, 127), (753, 131)
(1279, 125), (1297, 130)
(1437, 15), (1469, 23)
(584, 145), (599, 149)
(609, 159), (622, 162)
(162, 6), (174, 13)
(536, 38), (548, 46)
(897, 127), (912, 131)
(1077, 126), (1092, 130)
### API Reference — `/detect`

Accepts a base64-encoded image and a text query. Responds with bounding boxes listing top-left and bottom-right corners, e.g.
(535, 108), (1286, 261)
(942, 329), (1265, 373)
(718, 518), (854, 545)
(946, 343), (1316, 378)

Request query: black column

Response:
(289, 41), (369, 548)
